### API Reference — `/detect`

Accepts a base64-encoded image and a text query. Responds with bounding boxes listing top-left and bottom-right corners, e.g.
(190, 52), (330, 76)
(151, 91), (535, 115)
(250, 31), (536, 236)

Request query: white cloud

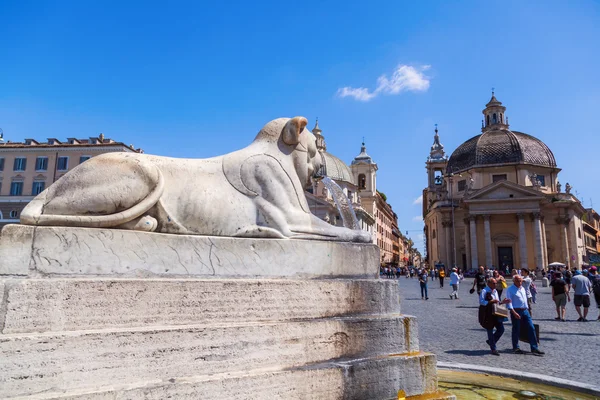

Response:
(413, 195), (423, 205)
(337, 64), (431, 102)
(336, 87), (377, 102)
(412, 215), (422, 222)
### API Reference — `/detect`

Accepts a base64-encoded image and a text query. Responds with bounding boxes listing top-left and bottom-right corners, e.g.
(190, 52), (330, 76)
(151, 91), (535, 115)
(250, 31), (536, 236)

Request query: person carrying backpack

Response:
(589, 266), (600, 320)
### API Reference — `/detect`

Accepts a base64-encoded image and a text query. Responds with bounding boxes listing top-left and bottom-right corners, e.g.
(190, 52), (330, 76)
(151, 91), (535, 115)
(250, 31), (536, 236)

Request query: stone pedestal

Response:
(0, 225), (453, 399)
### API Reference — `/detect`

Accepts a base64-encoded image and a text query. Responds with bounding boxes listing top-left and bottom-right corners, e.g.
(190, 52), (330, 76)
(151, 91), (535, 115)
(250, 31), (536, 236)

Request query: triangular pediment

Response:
(465, 180), (545, 202)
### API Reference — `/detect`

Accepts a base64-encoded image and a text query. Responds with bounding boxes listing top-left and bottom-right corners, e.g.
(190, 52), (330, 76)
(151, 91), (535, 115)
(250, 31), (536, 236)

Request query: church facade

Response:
(423, 94), (586, 272)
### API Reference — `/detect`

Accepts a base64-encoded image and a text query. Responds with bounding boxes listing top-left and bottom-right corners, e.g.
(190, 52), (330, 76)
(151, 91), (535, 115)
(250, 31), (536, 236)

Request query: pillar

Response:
(541, 218), (548, 267)
(469, 215), (479, 268)
(483, 215), (493, 267)
(443, 221), (451, 268)
(464, 219), (471, 270)
(559, 217), (571, 266)
(517, 213), (528, 270)
(532, 212), (544, 271)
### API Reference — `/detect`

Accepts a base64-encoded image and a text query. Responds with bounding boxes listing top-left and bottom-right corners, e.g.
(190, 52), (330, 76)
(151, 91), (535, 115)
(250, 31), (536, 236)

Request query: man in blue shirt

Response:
(479, 278), (511, 356)
(505, 275), (545, 356)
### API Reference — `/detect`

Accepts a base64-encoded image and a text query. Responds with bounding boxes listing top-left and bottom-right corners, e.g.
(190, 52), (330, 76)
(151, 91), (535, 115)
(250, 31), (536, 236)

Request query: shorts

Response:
(553, 293), (566, 307)
(574, 295), (590, 308)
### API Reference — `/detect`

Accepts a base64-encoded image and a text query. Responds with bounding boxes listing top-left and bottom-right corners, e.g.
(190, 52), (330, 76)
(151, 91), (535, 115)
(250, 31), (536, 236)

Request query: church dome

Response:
(446, 129), (557, 173)
(446, 93), (557, 173)
(322, 151), (355, 184)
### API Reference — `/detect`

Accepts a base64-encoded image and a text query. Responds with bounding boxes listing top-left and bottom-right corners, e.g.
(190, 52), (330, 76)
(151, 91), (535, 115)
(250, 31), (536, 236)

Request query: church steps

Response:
(5, 353), (442, 400)
(0, 315), (419, 398)
(0, 278), (401, 334)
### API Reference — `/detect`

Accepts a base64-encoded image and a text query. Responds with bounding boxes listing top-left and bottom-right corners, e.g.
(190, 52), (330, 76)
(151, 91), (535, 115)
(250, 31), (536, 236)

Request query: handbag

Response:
(519, 322), (540, 344)
(492, 303), (509, 318)
(469, 288), (475, 294)
(500, 279), (508, 289)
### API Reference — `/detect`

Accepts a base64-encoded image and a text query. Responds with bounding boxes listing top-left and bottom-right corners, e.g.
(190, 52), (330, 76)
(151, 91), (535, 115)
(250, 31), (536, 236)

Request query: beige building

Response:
(423, 93), (586, 272)
(306, 121), (401, 265)
(0, 134), (142, 227)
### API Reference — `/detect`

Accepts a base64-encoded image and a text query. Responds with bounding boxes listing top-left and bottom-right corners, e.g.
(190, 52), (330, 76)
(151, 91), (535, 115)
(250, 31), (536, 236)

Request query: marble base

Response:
(0, 225), (379, 278)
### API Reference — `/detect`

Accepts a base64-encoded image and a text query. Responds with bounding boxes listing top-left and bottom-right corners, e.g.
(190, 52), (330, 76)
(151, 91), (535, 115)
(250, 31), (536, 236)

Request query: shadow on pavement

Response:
(445, 349), (490, 356)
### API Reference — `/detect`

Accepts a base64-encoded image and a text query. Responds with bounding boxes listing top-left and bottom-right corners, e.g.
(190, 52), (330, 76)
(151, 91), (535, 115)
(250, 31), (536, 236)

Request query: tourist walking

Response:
(550, 272), (569, 321)
(521, 269), (534, 315)
(505, 275), (545, 356)
(449, 268), (460, 299)
(571, 270), (592, 322)
(493, 270), (507, 299)
(439, 268), (445, 288)
(472, 266), (487, 295)
(589, 266), (600, 320)
(419, 269), (429, 300)
(565, 269), (573, 292)
(478, 278), (511, 356)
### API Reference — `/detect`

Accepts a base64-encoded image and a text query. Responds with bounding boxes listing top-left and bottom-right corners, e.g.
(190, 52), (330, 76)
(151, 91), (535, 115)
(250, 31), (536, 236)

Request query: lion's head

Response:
(254, 117), (322, 190)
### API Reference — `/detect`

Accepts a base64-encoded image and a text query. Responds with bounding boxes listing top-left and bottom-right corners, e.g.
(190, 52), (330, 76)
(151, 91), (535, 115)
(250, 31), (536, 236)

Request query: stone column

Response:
(541, 218), (548, 267)
(532, 213), (544, 271)
(483, 215), (493, 267)
(443, 221), (451, 268)
(464, 219), (471, 270)
(557, 217), (571, 266)
(517, 213), (528, 270)
(469, 215), (479, 269)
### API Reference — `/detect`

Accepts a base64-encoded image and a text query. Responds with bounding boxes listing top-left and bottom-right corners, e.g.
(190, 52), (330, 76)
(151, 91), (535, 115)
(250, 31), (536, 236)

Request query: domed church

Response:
(423, 93), (587, 272)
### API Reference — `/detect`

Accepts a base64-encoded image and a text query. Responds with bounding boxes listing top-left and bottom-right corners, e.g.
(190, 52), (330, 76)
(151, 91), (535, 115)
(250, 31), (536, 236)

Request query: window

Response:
(493, 113), (497, 124)
(35, 157), (48, 171)
(32, 181), (46, 195)
(13, 157), (27, 171)
(79, 156), (91, 163)
(9, 210), (18, 219)
(0, 157), (4, 171)
(492, 174), (507, 182)
(10, 181), (23, 196)
(57, 156), (69, 171)
(536, 175), (546, 186)
(457, 180), (466, 192)
(358, 174), (366, 189)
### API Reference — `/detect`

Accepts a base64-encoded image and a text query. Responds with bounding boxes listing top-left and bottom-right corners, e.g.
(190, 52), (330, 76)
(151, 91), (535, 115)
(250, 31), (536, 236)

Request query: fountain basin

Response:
(437, 369), (600, 399)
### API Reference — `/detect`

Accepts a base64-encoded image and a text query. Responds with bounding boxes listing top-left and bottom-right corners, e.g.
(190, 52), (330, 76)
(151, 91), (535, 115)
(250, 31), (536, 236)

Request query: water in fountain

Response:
(320, 176), (360, 230)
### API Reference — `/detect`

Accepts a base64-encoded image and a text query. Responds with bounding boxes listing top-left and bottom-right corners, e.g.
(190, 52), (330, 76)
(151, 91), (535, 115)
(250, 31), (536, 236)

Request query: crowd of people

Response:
(476, 264), (599, 357)
(387, 263), (600, 357)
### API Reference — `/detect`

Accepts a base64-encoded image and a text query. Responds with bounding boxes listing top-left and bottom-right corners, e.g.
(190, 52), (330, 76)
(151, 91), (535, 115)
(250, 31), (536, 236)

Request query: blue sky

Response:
(1, 0), (599, 253)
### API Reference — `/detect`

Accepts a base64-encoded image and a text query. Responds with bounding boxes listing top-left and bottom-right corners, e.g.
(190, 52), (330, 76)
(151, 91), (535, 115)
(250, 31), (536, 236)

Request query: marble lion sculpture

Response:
(21, 117), (371, 243)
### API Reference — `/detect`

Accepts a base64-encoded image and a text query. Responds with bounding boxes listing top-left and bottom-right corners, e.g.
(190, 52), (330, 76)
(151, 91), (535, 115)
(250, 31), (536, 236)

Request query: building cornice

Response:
(0, 145), (137, 154)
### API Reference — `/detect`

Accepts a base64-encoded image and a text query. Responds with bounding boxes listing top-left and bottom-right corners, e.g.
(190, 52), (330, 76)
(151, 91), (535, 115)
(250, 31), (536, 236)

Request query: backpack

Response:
(592, 275), (600, 293)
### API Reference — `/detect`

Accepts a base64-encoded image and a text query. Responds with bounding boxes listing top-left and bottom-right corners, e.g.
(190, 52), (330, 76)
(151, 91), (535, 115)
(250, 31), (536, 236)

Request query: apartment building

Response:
(0, 135), (141, 227)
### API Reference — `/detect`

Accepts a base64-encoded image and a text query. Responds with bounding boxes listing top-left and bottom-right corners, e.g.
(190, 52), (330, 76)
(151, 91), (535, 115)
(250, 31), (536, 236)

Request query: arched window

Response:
(486, 115), (490, 126)
(578, 228), (581, 239)
(358, 174), (366, 189)
(493, 113), (497, 124)
(500, 113), (503, 123)
(432, 229), (436, 239)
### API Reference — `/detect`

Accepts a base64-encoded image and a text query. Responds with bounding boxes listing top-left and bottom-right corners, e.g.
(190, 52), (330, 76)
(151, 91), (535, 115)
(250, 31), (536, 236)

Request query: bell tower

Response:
(482, 90), (509, 132)
(426, 124), (448, 189)
(351, 140), (377, 197)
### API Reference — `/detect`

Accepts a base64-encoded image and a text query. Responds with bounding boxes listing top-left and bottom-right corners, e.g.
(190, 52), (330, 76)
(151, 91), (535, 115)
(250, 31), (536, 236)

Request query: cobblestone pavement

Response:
(395, 276), (600, 382)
